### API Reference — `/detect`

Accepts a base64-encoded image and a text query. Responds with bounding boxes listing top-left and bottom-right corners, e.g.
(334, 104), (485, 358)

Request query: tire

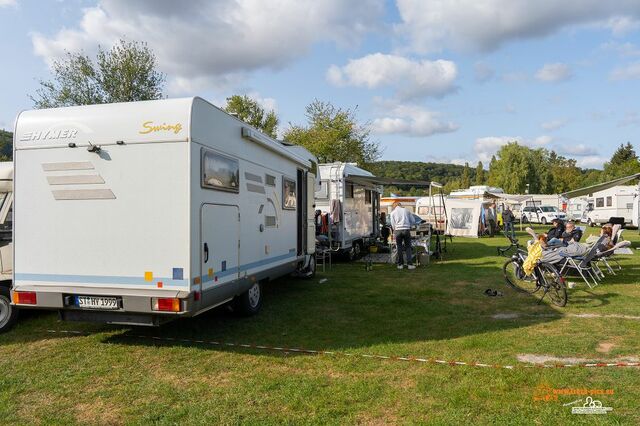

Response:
(233, 281), (263, 316)
(503, 259), (540, 294)
(537, 263), (567, 307)
(0, 286), (18, 333)
(540, 217), (547, 225)
(522, 215), (529, 224)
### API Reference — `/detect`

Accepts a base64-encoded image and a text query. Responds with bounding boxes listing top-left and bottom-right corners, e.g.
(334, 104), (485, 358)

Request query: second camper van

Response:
(12, 97), (318, 326)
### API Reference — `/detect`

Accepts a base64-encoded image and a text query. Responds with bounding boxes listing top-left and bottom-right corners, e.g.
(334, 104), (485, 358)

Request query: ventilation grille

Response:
(265, 174), (276, 186)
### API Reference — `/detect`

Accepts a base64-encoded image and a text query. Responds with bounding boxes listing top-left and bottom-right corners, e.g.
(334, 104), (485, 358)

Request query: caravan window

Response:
(596, 197), (604, 208)
(606, 196), (612, 207)
(201, 149), (240, 192)
(282, 177), (297, 210)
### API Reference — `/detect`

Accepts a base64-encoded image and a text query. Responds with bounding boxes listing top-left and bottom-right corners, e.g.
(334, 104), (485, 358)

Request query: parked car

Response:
(521, 205), (566, 225)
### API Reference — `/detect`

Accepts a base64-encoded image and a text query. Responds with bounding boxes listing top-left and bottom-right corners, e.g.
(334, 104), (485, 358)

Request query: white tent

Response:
(446, 199), (492, 238)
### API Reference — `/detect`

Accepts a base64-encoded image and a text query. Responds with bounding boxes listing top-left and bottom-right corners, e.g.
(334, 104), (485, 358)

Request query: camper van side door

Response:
(201, 204), (240, 290)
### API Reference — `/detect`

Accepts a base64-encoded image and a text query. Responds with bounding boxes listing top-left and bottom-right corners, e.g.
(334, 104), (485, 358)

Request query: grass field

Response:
(1, 227), (639, 424)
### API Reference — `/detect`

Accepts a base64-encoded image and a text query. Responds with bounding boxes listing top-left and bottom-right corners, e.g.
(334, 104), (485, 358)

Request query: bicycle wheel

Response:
(503, 259), (540, 294)
(537, 262), (567, 307)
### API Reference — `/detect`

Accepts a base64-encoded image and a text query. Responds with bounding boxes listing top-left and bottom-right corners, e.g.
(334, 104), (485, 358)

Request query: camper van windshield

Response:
(540, 206), (557, 212)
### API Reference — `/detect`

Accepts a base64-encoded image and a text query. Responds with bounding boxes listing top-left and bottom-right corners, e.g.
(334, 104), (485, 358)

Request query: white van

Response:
(11, 98), (317, 326)
(521, 205), (567, 224)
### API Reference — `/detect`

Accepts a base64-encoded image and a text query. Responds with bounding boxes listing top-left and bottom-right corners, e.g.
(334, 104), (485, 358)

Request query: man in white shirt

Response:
(390, 201), (415, 269)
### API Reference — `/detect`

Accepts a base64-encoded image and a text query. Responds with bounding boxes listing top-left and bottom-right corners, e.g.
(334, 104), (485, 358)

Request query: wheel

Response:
(0, 286), (18, 333)
(540, 217), (547, 225)
(503, 259), (540, 294)
(537, 263), (567, 307)
(588, 219), (595, 227)
(522, 215), (529, 224)
(233, 281), (263, 316)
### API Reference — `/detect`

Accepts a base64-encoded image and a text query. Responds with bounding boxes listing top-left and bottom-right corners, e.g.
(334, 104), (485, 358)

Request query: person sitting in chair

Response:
(561, 221), (582, 245)
(545, 218), (566, 247)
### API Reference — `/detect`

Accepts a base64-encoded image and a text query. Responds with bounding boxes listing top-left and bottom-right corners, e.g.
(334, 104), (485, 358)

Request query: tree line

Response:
(2, 39), (638, 195)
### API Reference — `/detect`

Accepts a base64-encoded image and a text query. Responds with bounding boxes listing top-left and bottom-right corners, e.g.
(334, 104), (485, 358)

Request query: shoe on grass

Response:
(397, 265), (404, 270)
(407, 264), (416, 270)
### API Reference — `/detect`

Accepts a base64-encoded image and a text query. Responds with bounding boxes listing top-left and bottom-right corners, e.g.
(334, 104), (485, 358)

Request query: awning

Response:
(488, 193), (533, 203)
(562, 173), (640, 199)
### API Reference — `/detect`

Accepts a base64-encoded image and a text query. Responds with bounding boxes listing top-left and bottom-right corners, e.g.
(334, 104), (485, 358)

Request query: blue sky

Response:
(1, 0), (640, 169)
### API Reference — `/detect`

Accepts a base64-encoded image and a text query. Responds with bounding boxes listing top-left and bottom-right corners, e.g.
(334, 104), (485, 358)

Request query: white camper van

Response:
(584, 185), (636, 226)
(315, 163), (381, 258)
(0, 162), (16, 332)
(11, 98), (317, 326)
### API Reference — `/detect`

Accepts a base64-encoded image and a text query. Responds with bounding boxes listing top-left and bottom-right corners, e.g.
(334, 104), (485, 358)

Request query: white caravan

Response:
(12, 98), (317, 326)
(315, 163), (381, 258)
(415, 195), (447, 232)
(0, 162), (16, 332)
(584, 185), (637, 226)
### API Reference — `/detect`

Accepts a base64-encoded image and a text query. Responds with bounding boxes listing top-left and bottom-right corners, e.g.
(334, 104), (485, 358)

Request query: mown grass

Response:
(1, 226), (639, 424)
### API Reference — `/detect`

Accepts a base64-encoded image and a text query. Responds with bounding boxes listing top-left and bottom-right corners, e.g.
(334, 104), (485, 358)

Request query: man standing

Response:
(502, 204), (515, 239)
(390, 201), (415, 270)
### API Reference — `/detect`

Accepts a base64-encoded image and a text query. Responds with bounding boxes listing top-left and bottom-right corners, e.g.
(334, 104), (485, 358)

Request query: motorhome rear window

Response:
(606, 196), (612, 207)
(365, 190), (372, 204)
(596, 197), (604, 207)
(345, 183), (354, 198)
(201, 149), (240, 192)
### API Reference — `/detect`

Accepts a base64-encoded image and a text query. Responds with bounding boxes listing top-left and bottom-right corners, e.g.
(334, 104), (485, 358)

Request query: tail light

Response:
(152, 297), (181, 312)
(13, 291), (37, 305)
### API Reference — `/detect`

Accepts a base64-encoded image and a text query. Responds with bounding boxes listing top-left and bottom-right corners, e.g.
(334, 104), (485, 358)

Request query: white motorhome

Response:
(0, 162), (16, 332)
(315, 163), (381, 258)
(11, 98), (317, 326)
(584, 185), (637, 226)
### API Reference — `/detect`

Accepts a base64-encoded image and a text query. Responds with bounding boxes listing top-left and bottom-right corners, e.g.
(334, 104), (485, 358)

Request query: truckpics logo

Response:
(20, 129), (78, 142)
(139, 121), (183, 135)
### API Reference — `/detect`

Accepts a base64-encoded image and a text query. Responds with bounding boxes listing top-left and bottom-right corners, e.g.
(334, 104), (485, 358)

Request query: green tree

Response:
(31, 39), (165, 108)
(284, 100), (381, 166)
(224, 95), (279, 138)
(461, 162), (471, 188)
(475, 161), (485, 185)
(0, 130), (12, 161)
(602, 142), (640, 180)
(487, 142), (537, 193)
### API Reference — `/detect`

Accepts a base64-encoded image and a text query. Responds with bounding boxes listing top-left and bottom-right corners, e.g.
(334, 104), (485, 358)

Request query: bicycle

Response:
(502, 249), (568, 307)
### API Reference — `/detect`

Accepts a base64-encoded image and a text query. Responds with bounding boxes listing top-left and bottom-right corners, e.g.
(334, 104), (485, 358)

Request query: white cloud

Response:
(541, 119), (568, 130)
(610, 62), (640, 80)
(576, 156), (607, 169)
(0, 0), (16, 7)
(371, 103), (458, 137)
(474, 62), (495, 83)
(473, 135), (553, 162)
(600, 41), (640, 57)
(395, 0), (640, 53)
(327, 53), (457, 99)
(535, 63), (572, 82)
(603, 16), (640, 36)
(557, 144), (598, 156)
(31, 0), (383, 94)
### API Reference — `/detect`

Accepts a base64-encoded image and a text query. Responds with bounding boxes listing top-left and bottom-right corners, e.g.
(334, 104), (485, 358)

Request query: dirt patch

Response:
(596, 342), (616, 353)
(492, 313), (520, 319)
(75, 399), (124, 425)
(517, 354), (640, 365)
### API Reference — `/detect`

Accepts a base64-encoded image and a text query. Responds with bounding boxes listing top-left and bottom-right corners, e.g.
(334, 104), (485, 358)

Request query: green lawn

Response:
(1, 227), (639, 424)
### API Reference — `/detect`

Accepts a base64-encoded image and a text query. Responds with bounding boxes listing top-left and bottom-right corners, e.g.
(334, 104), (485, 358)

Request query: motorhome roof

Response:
(14, 97), (315, 168)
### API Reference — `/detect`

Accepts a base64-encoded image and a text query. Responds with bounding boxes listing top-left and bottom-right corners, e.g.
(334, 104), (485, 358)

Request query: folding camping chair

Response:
(594, 240), (631, 275)
(558, 236), (606, 289)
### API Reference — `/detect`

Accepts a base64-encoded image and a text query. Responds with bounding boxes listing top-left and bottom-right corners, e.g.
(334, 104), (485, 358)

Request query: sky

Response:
(1, 0), (640, 169)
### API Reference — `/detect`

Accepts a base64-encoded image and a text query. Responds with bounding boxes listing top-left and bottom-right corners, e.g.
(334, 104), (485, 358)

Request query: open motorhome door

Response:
(306, 172), (316, 254)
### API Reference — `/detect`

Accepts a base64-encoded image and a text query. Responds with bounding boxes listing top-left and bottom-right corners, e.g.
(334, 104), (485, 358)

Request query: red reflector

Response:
(13, 291), (37, 305)
(154, 297), (181, 312)
(194, 291), (201, 301)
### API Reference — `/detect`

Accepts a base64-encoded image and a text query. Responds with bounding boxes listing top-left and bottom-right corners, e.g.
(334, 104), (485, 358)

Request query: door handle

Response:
(204, 242), (209, 263)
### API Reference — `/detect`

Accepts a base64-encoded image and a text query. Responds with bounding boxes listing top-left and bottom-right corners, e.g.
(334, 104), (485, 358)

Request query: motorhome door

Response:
(201, 204), (240, 288)
(306, 173), (316, 254)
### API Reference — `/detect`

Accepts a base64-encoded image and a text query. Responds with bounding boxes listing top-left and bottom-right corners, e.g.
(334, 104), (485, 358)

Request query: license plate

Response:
(76, 296), (119, 310)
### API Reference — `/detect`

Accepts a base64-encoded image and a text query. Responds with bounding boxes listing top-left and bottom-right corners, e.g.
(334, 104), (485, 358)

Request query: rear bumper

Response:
(11, 285), (194, 320)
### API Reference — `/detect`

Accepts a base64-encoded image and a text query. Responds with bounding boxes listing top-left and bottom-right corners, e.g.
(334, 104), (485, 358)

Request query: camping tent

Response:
(446, 199), (492, 238)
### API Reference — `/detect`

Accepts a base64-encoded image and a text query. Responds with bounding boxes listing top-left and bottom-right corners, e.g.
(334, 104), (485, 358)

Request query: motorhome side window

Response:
(202, 149), (240, 192)
(606, 196), (612, 207)
(365, 190), (372, 204)
(282, 177), (296, 210)
(596, 197), (604, 208)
